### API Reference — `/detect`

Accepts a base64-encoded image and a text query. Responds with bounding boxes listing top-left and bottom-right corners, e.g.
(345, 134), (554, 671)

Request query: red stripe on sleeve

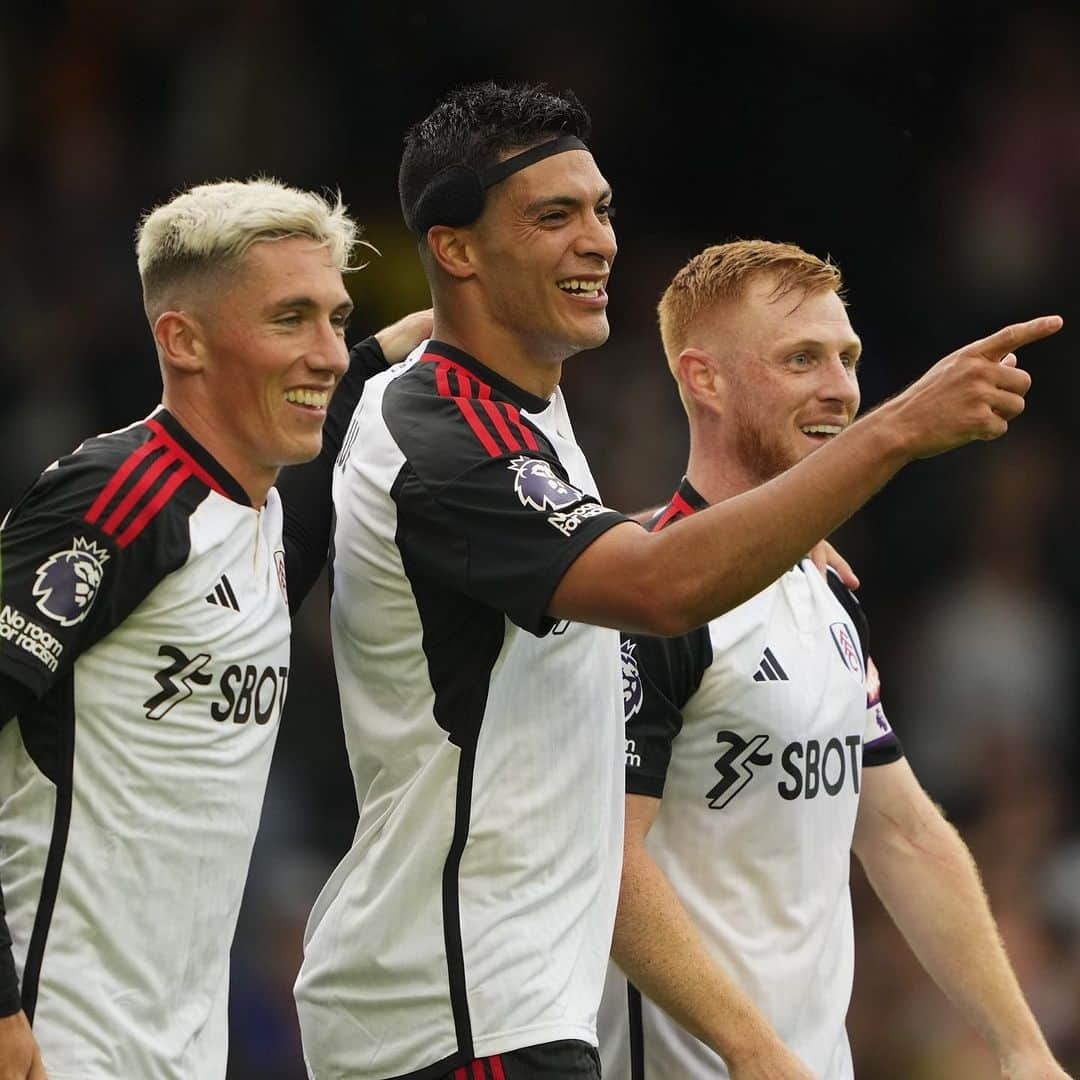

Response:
(453, 1068), (468, 1080)
(471, 1061), (486, 1080)
(430, 356), (538, 457)
(502, 404), (539, 451)
(453, 368), (472, 398)
(84, 436), (162, 525)
(116, 465), (192, 548)
(455, 398), (503, 457)
(102, 450), (179, 536)
(479, 399), (521, 451)
(490, 1056), (506, 1080)
(436, 361), (453, 399)
(145, 418), (226, 495)
(433, 361), (504, 457)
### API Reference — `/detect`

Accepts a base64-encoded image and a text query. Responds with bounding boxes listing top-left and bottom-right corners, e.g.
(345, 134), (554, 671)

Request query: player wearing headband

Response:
(292, 82), (1059, 1080)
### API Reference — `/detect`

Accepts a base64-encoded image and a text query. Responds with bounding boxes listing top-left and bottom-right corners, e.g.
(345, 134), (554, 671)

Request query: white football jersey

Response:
(599, 479), (901, 1080)
(296, 341), (628, 1080)
(0, 409), (290, 1079)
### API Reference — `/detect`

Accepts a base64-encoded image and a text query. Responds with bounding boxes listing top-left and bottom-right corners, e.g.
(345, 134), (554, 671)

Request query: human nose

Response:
(577, 209), (617, 265)
(310, 320), (350, 376)
(820, 355), (860, 410)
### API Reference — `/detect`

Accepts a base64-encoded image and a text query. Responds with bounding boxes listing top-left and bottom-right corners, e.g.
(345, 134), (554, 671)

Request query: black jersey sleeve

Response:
(825, 569), (903, 767)
(384, 374), (630, 635)
(278, 335), (388, 615)
(0, 671), (33, 728)
(0, 431), (197, 1014)
(0, 446), (193, 701)
(622, 628), (712, 798)
(392, 451), (629, 636)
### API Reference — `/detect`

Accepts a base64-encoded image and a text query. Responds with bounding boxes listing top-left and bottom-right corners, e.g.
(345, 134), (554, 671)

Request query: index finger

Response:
(969, 315), (1063, 360)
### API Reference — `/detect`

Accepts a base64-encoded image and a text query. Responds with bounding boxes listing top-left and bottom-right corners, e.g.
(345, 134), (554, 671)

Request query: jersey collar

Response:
(649, 476), (709, 532)
(421, 340), (552, 414)
(674, 476), (709, 512)
(151, 408), (253, 506)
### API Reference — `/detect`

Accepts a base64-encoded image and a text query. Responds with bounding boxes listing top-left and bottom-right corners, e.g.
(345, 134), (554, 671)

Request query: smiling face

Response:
(708, 276), (862, 483)
(469, 147), (617, 365)
(180, 235), (353, 495)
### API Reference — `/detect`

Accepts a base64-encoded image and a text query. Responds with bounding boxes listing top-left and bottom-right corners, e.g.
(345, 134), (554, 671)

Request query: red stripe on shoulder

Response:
(84, 434), (163, 525)
(116, 465), (192, 548)
(145, 418), (226, 495)
(85, 418), (228, 546)
(489, 1056), (506, 1080)
(429, 357), (506, 458)
(501, 403), (539, 451)
(102, 447), (181, 535)
(478, 398), (521, 451)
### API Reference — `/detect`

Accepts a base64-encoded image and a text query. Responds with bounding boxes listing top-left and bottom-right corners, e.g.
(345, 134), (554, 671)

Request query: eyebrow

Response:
(522, 186), (613, 216)
(265, 296), (354, 316)
(780, 336), (862, 358)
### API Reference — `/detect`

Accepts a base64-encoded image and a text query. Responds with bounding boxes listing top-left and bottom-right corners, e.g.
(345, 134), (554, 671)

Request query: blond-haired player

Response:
(598, 240), (1070, 1080)
(0, 178), (423, 1079)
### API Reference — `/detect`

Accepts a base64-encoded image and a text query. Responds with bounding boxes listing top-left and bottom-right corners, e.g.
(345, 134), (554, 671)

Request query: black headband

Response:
(406, 134), (589, 235)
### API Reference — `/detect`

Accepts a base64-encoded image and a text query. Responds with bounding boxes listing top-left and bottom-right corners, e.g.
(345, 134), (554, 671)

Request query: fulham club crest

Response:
(274, 550), (288, 605)
(830, 621), (862, 676)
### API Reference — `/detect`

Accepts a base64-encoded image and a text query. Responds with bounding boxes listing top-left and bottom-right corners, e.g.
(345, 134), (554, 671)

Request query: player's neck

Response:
(160, 396), (274, 508)
(684, 437), (762, 508)
(431, 313), (562, 403)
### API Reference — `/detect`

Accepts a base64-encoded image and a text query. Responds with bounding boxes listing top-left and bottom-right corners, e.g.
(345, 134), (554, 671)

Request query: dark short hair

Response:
(399, 81), (592, 235)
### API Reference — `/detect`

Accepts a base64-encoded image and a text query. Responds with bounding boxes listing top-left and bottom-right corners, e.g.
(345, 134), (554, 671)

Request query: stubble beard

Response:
(731, 400), (800, 486)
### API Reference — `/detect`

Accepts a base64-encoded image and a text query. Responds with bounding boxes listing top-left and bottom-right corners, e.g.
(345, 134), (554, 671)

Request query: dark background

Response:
(2, 2), (1078, 1076)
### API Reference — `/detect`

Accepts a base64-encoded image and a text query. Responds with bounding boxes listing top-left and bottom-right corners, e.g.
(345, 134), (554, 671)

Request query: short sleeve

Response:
(825, 569), (903, 768)
(622, 628), (711, 798)
(0, 455), (189, 700)
(862, 655), (903, 767)
(393, 452), (629, 636)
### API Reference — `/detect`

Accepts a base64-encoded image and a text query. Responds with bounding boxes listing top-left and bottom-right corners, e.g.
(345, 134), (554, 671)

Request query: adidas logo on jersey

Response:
(205, 574), (240, 612)
(752, 646), (788, 682)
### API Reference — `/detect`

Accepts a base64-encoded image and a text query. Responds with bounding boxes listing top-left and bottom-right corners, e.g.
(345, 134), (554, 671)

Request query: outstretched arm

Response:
(853, 759), (1071, 1080)
(612, 794), (815, 1080)
(551, 317), (1060, 634)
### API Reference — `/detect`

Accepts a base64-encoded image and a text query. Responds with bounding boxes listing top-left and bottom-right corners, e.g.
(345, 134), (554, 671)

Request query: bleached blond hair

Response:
(658, 239), (843, 378)
(136, 177), (360, 319)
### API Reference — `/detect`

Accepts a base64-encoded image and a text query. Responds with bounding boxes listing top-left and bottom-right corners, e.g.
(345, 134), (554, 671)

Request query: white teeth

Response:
(801, 425), (843, 436)
(284, 389), (330, 408)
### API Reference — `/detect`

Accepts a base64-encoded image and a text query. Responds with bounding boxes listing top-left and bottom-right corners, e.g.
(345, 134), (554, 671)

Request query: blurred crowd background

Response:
(3, 2), (1079, 1076)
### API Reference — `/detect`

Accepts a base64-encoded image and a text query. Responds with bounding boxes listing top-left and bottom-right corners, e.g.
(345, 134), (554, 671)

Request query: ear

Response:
(677, 348), (724, 412)
(153, 310), (206, 374)
(425, 225), (476, 281)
